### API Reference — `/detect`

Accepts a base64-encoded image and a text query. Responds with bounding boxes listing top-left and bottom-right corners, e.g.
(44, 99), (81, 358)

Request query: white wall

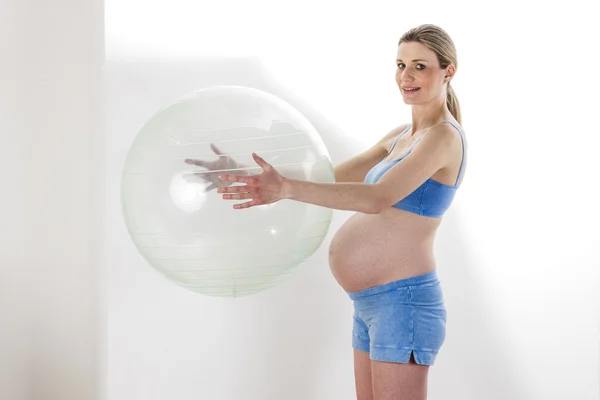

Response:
(0, 0), (104, 399)
(1, 4), (29, 399)
(104, 1), (600, 399)
(1, 0), (598, 399)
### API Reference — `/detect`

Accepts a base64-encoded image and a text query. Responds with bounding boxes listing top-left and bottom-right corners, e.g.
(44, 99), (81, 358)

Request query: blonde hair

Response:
(399, 24), (461, 124)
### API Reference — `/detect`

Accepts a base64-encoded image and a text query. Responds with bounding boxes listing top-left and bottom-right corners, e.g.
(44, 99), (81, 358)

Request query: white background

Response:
(1, 0), (599, 399)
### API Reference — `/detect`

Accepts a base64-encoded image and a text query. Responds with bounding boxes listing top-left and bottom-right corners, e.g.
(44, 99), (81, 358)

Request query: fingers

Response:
(220, 192), (253, 200)
(217, 184), (249, 194)
(217, 185), (262, 208)
(210, 143), (224, 155)
(185, 144), (226, 167)
(183, 172), (229, 191)
(186, 152), (268, 173)
(252, 153), (272, 170)
(184, 158), (209, 168)
(205, 182), (219, 192)
(233, 201), (256, 209)
(182, 172), (209, 184)
(217, 174), (250, 184)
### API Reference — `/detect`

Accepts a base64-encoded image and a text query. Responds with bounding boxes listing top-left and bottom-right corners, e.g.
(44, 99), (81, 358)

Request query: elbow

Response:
(368, 184), (402, 214)
(366, 197), (388, 215)
(370, 188), (404, 214)
(362, 204), (381, 215)
(363, 187), (391, 214)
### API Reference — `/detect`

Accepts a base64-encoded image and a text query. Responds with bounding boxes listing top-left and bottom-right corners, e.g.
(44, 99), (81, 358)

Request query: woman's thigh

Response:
(354, 348), (373, 400)
(371, 353), (429, 400)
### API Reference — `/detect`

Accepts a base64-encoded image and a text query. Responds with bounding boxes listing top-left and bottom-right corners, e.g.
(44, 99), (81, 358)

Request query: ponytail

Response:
(446, 83), (461, 125)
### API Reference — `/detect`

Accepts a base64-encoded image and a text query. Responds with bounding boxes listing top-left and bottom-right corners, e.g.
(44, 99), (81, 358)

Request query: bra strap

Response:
(442, 119), (466, 186)
(388, 124), (412, 154)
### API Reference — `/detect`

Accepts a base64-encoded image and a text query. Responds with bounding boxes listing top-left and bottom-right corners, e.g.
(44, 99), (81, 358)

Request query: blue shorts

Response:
(346, 270), (447, 366)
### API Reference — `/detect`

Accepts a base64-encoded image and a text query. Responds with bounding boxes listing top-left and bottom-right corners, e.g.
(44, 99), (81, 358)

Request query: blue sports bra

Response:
(364, 119), (466, 218)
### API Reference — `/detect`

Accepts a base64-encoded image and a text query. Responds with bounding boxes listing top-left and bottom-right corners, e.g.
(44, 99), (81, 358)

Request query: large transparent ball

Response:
(121, 85), (334, 297)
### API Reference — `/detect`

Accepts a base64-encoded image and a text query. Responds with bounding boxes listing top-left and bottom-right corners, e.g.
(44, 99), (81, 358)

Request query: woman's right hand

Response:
(184, 143), (249, 192)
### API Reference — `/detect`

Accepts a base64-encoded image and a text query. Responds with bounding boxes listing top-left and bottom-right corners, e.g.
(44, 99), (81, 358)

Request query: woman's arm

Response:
(281, 180), (383, 214)
(187, 124), (409, 189)
(218, 124), (454, 213)
(282, 124), (455, 213)
(248, 124), (411, 182)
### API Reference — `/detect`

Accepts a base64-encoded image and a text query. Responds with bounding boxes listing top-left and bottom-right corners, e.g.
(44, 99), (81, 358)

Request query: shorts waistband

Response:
(346, 270), (439, 300)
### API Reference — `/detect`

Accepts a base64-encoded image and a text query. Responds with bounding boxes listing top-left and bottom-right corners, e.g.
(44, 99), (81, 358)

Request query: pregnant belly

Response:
(328, 210), (437, 292)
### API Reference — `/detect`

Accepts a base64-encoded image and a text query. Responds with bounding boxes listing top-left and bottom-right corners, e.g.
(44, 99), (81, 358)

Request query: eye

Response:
(396, 63), (426, 70)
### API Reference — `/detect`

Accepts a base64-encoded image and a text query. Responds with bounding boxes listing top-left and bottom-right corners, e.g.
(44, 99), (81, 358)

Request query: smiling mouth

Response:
(403, 87), (420, 93)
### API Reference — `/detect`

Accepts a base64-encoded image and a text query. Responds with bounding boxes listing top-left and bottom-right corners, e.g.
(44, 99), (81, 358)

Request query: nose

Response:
(399, 68), (415, 82)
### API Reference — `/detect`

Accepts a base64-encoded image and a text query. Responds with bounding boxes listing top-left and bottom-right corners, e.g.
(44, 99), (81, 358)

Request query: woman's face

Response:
(395, 41), (453, 105)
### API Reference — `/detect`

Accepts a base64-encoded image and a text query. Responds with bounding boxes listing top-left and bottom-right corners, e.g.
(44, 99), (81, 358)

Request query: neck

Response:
(409, 96), (451, 134)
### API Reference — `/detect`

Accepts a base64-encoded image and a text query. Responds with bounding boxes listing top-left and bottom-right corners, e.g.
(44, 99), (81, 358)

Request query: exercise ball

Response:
(121, 85), (334, 297)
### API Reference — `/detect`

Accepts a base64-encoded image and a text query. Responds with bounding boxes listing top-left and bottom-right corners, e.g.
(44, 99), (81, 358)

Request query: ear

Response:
(444, 64), (456, 83)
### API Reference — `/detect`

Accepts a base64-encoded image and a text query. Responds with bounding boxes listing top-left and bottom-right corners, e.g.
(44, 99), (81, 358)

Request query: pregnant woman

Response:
(188, 23), (467, 400)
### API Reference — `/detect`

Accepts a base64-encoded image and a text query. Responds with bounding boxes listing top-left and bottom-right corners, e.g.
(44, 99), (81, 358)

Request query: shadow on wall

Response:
(106, 56), (526, 399)
(431, 207), (531, 400)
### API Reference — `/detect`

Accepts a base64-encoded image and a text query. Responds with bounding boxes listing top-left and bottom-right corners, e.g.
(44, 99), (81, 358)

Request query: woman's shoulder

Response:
(378, 123), (412, 151)
(438, 118), (465, 135)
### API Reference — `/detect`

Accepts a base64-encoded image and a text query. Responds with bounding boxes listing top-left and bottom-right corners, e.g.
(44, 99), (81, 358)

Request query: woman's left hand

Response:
(217, 153), (287, 209)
